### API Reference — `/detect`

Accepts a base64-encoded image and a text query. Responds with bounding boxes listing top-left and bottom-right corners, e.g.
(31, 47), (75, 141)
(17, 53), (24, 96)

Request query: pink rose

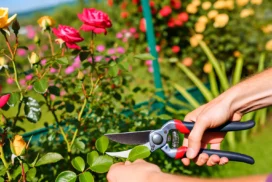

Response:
(178, 12), (189, 22)
(52, 25), (84, 50)
(0, 94), (10, 108)
(78, 8), (112, 35)
(159, 6), (172, 17)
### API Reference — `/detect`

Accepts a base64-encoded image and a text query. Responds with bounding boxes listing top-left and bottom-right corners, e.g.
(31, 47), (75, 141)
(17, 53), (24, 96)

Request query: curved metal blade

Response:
(105, 130), (152, 145)
(106, 143), (151, 158)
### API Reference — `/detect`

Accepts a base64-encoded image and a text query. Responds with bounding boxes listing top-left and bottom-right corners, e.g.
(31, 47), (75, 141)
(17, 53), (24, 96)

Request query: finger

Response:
(125, 160), (132, 165)
(194, 153), (209, 166)
(206, 154), (220, 166)
(210, 143), (220, 150)
(182, 134), (189, 147)
(181, 158), (190, 166)
(110, 162), (125, 169)
(187, 117), (209, 159)
(219, 157), (229, 165)
(133, 159), (146, 164)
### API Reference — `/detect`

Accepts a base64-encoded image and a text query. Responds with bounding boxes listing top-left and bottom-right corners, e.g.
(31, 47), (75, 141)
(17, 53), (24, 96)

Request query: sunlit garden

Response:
(0, 0), (272, 181)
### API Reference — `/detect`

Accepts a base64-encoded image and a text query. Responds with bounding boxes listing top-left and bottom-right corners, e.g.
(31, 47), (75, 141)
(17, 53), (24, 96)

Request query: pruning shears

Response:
(105, 119), (255, 164)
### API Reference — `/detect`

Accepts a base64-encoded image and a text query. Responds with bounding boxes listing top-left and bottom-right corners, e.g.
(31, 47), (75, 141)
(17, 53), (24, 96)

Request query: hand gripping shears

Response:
(105, 119), (255, 164)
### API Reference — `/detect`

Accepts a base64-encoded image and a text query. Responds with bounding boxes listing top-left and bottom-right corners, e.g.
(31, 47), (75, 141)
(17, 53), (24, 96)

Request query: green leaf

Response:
(7, 92), (20, 107)
(48, 86), (60, 96)
(30, 153), (40, 167)
(134, 53), (155, 61)
(56, 57), (69, 65)
(33, 78), (48, 94)
(157, 114), (172, 120)
(71, 156), (85, 172)
(87, 151), (99, 166)
(26, 168), (37, 181)
(23, 97), (41, 123)
(12, 163), (29, 179)
(79, 172), (94, 182)
(73, 139), (85, 151)
(79, 51), (90, 61)
(55, 171), (77, 182)
(89, 155), (113, 173)
(108, 65), (119, 77)
(95, 136), (109, 154)
(35, 152), (63, 167)
(0, 177), (4, 182)
(128, 145), (151, 162)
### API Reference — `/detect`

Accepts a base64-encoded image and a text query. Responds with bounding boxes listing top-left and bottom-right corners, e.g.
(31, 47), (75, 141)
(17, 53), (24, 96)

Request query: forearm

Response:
(221, 68), (272, 115)
(151, 172), (268, 182)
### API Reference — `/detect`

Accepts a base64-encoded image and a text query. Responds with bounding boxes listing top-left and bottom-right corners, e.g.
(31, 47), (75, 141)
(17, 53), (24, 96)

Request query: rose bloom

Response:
(178, 12), (189, 22)
(78, 8), (112, 34)
(240, 8), (254, 18)
(186, 4), (198, 14)
(224, 0), (234, 10)
(37, 16), (55, 30)
(52, 25), (84, 50)
(189, 34), (203, 47)
(265, 39), (272, 51)
(198, 16), (208, 24)
(0, 94), (10, 108)
(121, 11), (129, 19)
(139, 18), (146, 32)
(170, 0), (182, 9)
(214, 1), (226, 9)
(208, 10), (219, 19)
(12, 135), (27, 156)
(202, 1), (212, 10)
(195, 22), (206, 33)
(262, 24), (272, 34)
(233, 51), (241, 57)
(167, 18), (175, 28)
(0, 7), (17, 29)
(159, 6), (172, 17)
(251, 0), (262, 5)
(236, 0), (249, 6)
(213, 14), (229, 28)
(172, 46), (180, 53)
(203, 62), (212, 73)
(182, 57), (193, 67)
(192, 0), (201, 6)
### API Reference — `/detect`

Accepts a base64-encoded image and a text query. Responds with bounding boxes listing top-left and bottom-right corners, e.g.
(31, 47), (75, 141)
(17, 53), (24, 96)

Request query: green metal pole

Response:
(141, 0), (165, 100)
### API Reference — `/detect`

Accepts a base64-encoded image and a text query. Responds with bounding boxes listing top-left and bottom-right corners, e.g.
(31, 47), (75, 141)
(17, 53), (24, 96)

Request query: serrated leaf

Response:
(87, 151), (99, 166)
(89, 155), (113, 173)
(55, 171), (77, 182)
(7, 92), (19, 107)
(95, 136), (109, 154)
(56, 57), (69, 65)
(134, 53), (155, 61)
(33, 78), (48, 94)
(71, 156), (85, 172)
(23, 97), (41, 123)
(48, 86), (60, 96)
(128, 146), (151, 162)
(35, 152), (63, 167)
(79, 172), (94, 182)
(26, 167), (36, 181)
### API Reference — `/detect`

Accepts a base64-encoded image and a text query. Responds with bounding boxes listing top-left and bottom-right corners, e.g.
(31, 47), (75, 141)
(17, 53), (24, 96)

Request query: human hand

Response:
(107, 159), (161, 182)
(181, 95), (243, 166)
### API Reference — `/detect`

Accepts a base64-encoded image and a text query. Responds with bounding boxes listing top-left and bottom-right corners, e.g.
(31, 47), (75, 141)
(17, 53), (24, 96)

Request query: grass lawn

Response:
(209, 120), (272, 178)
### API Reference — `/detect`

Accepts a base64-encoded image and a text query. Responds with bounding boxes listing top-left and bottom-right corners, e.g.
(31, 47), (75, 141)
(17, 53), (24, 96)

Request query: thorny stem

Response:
(47, 31), (55, 56)
(20, 161), (26, 182)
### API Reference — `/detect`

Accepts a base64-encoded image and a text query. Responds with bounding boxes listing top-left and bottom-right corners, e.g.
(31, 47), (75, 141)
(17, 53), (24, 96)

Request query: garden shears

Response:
(105, 119), (255, 164)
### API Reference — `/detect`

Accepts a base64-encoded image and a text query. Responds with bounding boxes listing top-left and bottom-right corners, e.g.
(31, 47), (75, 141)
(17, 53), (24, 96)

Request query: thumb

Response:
(186, 119), (208, 159)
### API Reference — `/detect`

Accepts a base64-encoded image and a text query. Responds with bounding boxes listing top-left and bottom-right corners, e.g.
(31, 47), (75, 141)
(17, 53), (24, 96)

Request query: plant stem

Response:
(47, 31), (55, 56)
(20, 161), (26, 182)
(0, 145), (11, 181)
(13, 101), (23, 127)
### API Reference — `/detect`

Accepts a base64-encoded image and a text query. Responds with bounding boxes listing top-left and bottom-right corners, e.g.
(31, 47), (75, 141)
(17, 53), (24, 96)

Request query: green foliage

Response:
(95, 136), (109, 154)
(128, 146), (151, 162)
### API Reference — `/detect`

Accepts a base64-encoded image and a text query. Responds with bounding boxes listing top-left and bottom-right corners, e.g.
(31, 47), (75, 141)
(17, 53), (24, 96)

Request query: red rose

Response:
(121, 11), (129, 19)
(167, 18), (175, 28)
(178, 12), (189, 22)
(159, 6), (172, 17)
(171, 0), (182, 9)
(172, 46), (180, 53)
(174, 18), (183, 26)
(52, 25), (84, 50)
(0, 94), (10, 108)
(78, 8), (112, 35)
(139, 18), (146, 32)
(132, 0), (140, 4)
(108, 0), (113, 6)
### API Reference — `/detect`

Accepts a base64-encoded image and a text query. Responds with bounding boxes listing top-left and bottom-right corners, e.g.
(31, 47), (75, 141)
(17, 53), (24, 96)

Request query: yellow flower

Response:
(190, 34), (203, 47)
(261, 24), (272, 34)
(265, 39), (272, 51)
(203, 62), (212, 73)
(28, 52), (39, 67)
(233, 51), (241, 57)
(202, 1), (212, 10)
(12, 135), (27, 156)
(214, 0), (226, 9)
(198, 16), (209, 24)
(236, 0), (249, 6)
(195, 22), (206, 33)
(208, 10), (219, 19)
(225, 0), (235, 10)
(192, 0), (201, 6)
(37, 16), (55, 30)
(0, 57), (8, 70)
(182, 57), (193, 67)
(0, 7), (17, 29)
(214, 14), (229, 28)
(186, 3), (198, 14)
(251, 0), (262, 5)
(240, 8), (254, 18)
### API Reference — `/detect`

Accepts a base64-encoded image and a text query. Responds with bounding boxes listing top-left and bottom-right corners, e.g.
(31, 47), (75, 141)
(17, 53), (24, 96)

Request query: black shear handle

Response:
(162, 146), (254, 164)
(174, 120), (255, 134)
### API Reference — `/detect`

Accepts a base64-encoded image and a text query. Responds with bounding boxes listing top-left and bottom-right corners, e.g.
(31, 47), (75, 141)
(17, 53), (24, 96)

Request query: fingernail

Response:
(186, 148), (195, 159)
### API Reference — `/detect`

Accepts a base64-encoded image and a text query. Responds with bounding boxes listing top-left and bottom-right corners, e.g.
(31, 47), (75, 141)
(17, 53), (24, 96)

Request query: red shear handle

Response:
(174, 119), (190, 134)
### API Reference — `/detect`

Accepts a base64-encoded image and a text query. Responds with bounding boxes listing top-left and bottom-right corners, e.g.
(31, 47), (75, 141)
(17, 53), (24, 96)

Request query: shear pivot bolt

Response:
(152, 133), (163, 145)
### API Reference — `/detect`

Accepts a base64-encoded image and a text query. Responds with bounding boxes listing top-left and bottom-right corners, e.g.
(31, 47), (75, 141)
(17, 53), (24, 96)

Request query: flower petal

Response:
(0, 94), (10, 108)
(5, 14), (17, 27)
(66, 42), (81, 50)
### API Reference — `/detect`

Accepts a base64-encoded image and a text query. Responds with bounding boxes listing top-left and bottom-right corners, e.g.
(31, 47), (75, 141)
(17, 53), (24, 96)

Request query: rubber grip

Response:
(199, 149), (255, 164)
(182, 120), (255, 132)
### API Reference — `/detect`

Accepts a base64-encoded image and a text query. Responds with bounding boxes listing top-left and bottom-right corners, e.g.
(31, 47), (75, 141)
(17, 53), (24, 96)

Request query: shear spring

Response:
(171, 130), (179, 148)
